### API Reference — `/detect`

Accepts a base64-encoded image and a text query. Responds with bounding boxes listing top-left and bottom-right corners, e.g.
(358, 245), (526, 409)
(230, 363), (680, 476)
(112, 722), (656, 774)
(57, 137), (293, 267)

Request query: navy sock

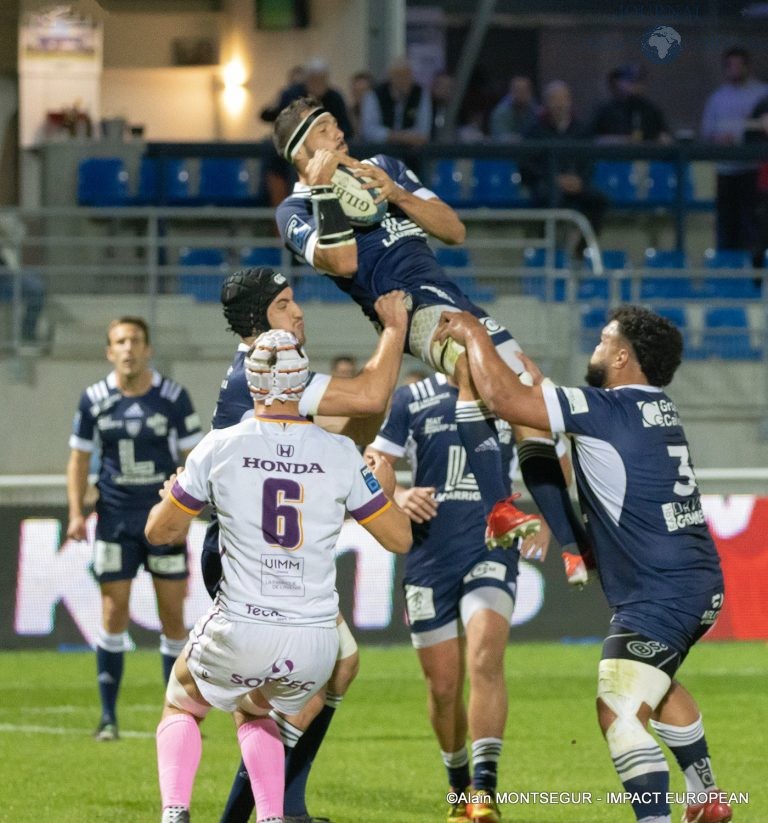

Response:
(455, 400), (510, 516)
(220, 760), (253, 823)
(623, 771), (670, 819)
(284, 701), (338, 816)
(441, 747), (470, 791)
(471, 737), (502, 793)
(651, 716), (716, 793)
(96, 644), (123, 724)
(516, 438), (589, 551)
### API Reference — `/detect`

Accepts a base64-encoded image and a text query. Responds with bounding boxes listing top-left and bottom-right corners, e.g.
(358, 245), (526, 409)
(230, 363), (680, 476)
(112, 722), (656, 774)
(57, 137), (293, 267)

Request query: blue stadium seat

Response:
(178, 248), (228, 301)
(471, 159), (527, 207)
(702, 248), (760, 299)
(581, 249), (628, 300)
(640, 248), (694, 299)
(592, 161), (639, 206)
(702, 307), (761, 360)
(428, 159), (471, 207)
(579, 306), (608, 351)
(435, 247), (471, 268)
(645, 162), (694, 205)
(523, 248), (569, 301)
(240, 247), (283, 267)
(199, 158), (252, 205)
(135, 156), (190, 204)
(77, 157), (130, 206)
(434, 247), (495, 302)
(293, 275), (350, 302)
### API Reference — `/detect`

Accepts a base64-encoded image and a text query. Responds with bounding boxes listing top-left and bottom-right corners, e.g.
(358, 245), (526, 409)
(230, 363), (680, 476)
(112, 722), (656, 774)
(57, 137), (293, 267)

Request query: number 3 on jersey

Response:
(262, 478), (304, 550)
(668, 444), (697, 497)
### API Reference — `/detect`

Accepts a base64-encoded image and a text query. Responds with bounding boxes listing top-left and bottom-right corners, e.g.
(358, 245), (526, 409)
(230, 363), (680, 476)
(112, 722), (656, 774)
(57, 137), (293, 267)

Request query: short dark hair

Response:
(273, 96), (321, 159)
(107, 316), (150, 345)
(610, 305), (683, 387)
(723, 46), (750, 64)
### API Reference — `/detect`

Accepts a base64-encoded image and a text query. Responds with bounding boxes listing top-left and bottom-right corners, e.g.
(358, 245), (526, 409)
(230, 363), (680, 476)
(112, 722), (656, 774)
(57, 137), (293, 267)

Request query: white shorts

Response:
(185, 608), (338, 715)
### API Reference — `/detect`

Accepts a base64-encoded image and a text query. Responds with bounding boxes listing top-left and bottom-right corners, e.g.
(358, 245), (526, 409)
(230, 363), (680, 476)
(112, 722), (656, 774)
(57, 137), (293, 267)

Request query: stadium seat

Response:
(702, 248), (761, 299)
(77, 157), (130, 206)
(135, 156), (190, 204)
(428, 159), (471, 207)
(579, 306), (608, 351)
(640, 248), (695, 299)
(645, 161), (694, 205)
(581, 249), (628, 300)
(178, 247), (228, 302)
(592, 161), (639, 206)
(293, 274), (350, 302)
(434, 247), (495, 302)
(702, 307), (761, 360)
(240, 247), (283, 267)
(523, 248), (569, 301)
(199, 158), (252, 205)
(471, 159), (527, 207)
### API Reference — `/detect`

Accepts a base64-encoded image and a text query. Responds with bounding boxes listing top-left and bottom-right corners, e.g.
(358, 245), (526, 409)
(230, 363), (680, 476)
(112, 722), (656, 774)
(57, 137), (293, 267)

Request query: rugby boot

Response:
(161, 807), (189, 823)
(682, 789), (733, 823)
(446, 791), (471, 823)
(485, 493), (541, 549)
(468, 795), (501, 823)
(94, 719), (119, 741)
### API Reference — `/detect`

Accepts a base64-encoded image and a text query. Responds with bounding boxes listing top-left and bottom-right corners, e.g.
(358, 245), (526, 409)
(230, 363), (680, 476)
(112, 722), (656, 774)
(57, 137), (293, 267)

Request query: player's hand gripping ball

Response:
(331, 165), (388, 226)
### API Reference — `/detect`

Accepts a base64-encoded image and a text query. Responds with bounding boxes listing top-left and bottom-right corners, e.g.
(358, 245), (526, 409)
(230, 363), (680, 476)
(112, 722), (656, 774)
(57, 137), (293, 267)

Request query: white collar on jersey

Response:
(106, 369), (161, 389)
(609, 384), (663, 393)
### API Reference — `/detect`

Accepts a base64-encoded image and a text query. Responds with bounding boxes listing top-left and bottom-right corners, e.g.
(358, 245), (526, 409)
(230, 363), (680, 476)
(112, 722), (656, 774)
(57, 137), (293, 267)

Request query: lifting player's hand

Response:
(366, 451), (397, 499)
(435, 310), (483, 346)
(158, 467), (184, 500)
(519, 518), (552, 561)
(304, 149), (363, 187)
(395, 486), (438, 524)
(373, 289), (409, 330)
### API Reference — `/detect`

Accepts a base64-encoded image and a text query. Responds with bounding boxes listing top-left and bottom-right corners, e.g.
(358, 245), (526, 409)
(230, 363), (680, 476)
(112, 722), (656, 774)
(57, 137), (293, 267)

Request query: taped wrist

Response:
(311, 185), (354, 248)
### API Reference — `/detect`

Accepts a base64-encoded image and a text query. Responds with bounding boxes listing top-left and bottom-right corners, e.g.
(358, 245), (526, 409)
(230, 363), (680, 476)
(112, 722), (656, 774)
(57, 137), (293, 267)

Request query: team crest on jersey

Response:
(125, 419), (142, 437)
(360, 466), (381, 493)
(286, 214), (312, 249)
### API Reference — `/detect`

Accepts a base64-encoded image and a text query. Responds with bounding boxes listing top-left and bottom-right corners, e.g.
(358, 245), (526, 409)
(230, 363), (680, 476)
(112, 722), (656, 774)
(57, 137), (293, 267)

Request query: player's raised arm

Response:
(357, 451), (412, 554)
(356, 163), (466, 245)
(315, 290), (408, 419)
(436, 311), (551, 431)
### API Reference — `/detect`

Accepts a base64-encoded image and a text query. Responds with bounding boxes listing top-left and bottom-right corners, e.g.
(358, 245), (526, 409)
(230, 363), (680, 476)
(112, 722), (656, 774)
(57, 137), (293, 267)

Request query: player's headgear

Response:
(245, 329), (309, 406)
(221, 267), (290, 338)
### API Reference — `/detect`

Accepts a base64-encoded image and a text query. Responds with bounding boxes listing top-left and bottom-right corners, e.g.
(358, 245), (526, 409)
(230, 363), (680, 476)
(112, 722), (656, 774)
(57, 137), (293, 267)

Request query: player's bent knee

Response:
(166, 669), (211, 719)
(597, 658), (671, 749)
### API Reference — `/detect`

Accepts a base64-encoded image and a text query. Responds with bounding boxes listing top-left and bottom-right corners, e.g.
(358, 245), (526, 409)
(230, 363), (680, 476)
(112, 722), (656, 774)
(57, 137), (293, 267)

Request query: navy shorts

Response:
(604, 586), (725, 668)
(403, 547), (518, 637)
(93, 505), (188, 583)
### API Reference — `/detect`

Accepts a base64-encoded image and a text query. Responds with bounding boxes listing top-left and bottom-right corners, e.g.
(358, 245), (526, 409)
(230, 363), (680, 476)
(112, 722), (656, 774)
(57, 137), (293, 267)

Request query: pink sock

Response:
(237, 717), (285, 823)
(156, 713), (202, 809)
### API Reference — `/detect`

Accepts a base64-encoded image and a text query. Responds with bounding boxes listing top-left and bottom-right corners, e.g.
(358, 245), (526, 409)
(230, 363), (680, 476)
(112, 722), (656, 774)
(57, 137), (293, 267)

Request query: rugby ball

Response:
(331, 165), (388, 226)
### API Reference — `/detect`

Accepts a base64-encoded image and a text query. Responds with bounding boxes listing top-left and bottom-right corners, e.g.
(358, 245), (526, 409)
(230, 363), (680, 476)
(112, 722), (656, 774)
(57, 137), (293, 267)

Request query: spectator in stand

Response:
(257, 59), (351, 209)
(360, 57), (432, 146)
(348, 69), (374, 140)
(700, 46), (768, 253)
(431, 70), (456, 142)
(590, 65), (672, 143)
(746, 94), (768, 267)
(521, 80), (607, 237)
(489, 75), (539, 143)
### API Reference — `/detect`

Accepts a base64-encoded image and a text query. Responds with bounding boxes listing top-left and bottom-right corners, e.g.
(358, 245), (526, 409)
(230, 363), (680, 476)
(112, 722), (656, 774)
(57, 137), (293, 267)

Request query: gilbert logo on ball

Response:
(331, 165), (388, 226)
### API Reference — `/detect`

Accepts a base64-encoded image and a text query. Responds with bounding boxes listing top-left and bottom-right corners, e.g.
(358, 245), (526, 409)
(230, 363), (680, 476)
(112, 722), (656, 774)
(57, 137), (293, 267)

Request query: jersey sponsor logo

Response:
(381, 215), (428, 247)
(462, 559), (507, 584)
(185, 412), (201, 432)
(626, 639), (670, 658)
(230, 671), (316, 692)
(562, 386), (589, 414)
(360, 466), (381, 493)
(146, 412), (168, 436)
(701, 592), (723, 626)
(261, 554), (305, 597)
(637, 398), (680, 428)
(242, 456), (324, 474)
(276, 444), (295, 457)
(475, 436), (500, 453)
(423, 415), (453, 436)
(245, 605), (285, 619)
(404, 584), (436, 622)
(97, 416), (123, 431)
(124, 402), (144, 418)
(407, 394), (446, 414)
(661, 497), (706, 531)
(286, 214), (312, 250)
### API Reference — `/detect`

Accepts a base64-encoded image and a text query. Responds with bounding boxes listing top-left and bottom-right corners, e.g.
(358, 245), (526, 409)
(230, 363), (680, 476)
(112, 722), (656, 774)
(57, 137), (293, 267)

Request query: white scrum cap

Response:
(245, 329), (309, 406)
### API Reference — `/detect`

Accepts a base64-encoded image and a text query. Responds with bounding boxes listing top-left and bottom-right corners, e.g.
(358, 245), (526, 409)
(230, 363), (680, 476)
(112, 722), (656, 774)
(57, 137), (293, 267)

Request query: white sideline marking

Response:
(0, 722), (154, 739)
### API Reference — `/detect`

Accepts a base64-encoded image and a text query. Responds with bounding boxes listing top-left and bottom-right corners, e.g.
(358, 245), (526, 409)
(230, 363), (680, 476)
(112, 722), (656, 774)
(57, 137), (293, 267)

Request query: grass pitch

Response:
(0, 642), (764, 822)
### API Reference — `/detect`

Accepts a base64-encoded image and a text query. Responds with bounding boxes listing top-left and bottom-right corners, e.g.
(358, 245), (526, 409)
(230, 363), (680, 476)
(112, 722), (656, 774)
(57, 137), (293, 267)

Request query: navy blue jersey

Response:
(372, 374), (515, 579)
(70, 370), (203, 510)
(542, 382), (723, 607)
(275, 154), (485, 326)
(211, 344), (331, 429)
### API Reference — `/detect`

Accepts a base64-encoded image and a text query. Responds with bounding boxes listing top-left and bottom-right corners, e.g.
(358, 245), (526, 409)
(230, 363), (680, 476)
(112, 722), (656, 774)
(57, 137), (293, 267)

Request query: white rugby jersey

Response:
(171, 414), (390, 627)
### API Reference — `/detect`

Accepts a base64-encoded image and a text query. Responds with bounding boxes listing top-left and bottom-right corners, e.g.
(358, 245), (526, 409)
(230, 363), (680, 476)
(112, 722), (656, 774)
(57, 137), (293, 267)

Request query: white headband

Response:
(283, 107), (331, 161)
